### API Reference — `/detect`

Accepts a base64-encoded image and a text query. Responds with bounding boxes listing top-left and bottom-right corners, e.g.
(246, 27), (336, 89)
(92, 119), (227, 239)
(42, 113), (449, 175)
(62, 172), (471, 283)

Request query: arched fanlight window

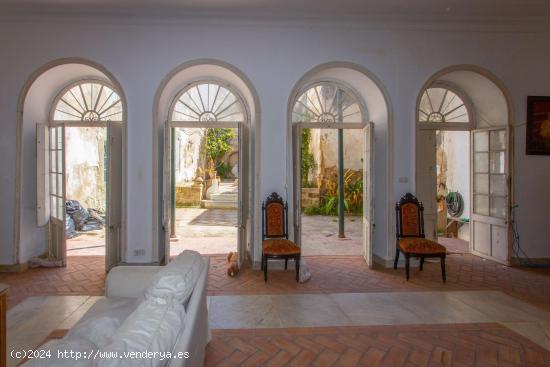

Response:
(292, 82), (364, 123)
(52, 81), (123, 122)
(171, 82), (244, 122)
(418, 87), (469, 123)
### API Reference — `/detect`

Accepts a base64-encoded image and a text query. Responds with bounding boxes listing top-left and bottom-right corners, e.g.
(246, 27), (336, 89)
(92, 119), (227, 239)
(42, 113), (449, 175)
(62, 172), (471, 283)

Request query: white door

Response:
(36, 124), (50, 227)
(48, 125), (67, 266)
(162, 124), (173, 264)
(106, 123), (123, 271)
(363, 122), (374, 267)
(292, 123), (302, 246)
(238, 122), (249, 265)
(470, 127), (510, 264)
(416, 130), (438, 240)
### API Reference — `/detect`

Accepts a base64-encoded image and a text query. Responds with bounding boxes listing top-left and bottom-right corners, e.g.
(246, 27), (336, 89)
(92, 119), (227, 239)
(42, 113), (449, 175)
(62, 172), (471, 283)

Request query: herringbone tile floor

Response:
(208, 254), (550, 311)
(205, 324), (550, 367)
(0, 256), (105, 309)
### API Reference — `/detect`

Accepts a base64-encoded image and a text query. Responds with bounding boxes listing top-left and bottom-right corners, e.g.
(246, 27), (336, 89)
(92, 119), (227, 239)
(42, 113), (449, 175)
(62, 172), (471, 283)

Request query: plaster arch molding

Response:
(153, 59), (261, 264)
(15, 58), (127, 264)
(415, 64), (514, 264)
(417, 65), (513, 129)
(288, 61), (394, 262)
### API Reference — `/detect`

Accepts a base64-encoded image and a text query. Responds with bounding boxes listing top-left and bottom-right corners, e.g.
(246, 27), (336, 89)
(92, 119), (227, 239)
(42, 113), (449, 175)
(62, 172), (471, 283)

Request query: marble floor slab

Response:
(209, 290), (550, 350)
(7, 296), (102, 367)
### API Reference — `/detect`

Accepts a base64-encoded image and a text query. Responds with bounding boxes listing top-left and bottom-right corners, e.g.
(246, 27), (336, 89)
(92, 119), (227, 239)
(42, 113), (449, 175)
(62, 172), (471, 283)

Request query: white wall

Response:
(1, 15), (550, 265)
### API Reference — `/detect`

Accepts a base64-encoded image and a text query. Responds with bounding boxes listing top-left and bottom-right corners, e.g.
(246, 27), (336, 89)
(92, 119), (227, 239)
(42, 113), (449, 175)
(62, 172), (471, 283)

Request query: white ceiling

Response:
(1, 0), (549, 22)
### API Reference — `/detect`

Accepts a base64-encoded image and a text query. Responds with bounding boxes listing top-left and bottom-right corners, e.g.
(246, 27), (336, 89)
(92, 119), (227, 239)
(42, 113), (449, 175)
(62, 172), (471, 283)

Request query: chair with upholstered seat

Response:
(261, 192), (300, 282)
(394, 193), (447, 282)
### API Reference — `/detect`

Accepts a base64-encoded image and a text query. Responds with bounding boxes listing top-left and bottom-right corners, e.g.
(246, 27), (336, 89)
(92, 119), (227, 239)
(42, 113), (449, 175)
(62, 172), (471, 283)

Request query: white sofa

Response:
(25, 252), (210, 367)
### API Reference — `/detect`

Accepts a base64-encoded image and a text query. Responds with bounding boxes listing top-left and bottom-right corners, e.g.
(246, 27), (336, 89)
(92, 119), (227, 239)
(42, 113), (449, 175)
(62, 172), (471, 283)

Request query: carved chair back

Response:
(395, 193), (426, 239)
(262, 192), (288, 240)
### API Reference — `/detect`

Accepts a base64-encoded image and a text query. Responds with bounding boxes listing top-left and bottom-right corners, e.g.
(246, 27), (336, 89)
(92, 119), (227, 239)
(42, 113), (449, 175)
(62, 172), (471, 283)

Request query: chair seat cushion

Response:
(263, 239), (301, 255)
(398, 237), (446, 254)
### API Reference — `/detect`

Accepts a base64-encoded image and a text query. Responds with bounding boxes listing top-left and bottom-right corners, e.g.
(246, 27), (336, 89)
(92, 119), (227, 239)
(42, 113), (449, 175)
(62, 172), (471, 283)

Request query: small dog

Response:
(227, 252), (239, 277)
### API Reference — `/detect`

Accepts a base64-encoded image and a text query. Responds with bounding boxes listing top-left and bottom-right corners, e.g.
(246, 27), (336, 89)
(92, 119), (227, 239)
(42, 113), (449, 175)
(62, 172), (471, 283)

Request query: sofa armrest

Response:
(105, 266), (162, 298)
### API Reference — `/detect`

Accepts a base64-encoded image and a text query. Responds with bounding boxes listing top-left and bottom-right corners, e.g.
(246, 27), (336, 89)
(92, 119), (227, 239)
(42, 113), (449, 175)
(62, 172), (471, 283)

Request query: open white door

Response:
(292, 123), (302, 246)
(238, 122), (249, 265)
(470, 127), (510, 264)
(162, 124), (173, 264)
(416, 130), (438, 240)
(363, 122), (374, 267)
(106, 123), (123, 271)
(48, 125), (66, 266)
(36, 124), (50, 227)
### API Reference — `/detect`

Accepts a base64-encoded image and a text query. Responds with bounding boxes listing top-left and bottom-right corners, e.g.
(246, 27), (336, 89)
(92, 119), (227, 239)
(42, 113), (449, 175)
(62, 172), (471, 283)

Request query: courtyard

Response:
(170, 208), (363, 256)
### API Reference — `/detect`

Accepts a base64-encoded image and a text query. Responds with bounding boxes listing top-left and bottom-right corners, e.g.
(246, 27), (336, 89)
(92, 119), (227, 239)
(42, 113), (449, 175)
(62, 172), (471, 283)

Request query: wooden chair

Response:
(394, 193), (447, 282)
(261, 192), (301, 282)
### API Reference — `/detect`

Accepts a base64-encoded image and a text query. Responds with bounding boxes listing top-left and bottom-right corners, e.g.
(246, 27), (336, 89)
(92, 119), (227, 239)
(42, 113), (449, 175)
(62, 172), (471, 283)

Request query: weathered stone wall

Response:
(175, 181), (203, 207)
(65, 127), (106, 210)
(301, 188), (320, 208)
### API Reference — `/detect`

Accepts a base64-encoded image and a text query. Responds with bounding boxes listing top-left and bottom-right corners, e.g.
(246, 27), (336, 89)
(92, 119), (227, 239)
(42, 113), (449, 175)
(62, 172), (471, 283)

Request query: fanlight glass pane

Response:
(53, 82), (123, 122)
(171, 83), (244, 122)
(292, 83), (364, 123)
(418, 87), (469, 123)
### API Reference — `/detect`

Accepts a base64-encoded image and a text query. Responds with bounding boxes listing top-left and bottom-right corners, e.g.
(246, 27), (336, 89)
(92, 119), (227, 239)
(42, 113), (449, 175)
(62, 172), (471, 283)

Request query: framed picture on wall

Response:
(526, 96), (550, 155)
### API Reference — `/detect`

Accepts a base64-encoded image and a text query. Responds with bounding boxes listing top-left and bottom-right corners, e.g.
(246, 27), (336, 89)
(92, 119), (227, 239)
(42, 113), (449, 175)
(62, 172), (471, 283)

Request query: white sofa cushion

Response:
(94, 299), (185, 367)
(23, 338), (94, 367)
(67, 297), (137, 348)
(144, 250), (204, 305)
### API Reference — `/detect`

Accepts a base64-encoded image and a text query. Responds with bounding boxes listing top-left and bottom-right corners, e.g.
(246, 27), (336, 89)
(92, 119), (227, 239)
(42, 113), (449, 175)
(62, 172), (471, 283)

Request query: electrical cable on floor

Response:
(511, 205), (550, 269)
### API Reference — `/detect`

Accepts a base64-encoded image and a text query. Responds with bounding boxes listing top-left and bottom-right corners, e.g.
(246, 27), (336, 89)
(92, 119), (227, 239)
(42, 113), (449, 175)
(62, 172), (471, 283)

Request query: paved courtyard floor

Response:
(171, 208), (363, 256)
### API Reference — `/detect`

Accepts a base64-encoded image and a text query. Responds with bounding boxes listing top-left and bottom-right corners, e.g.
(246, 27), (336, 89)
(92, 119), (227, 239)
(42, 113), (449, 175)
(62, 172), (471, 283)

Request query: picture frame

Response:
(526, 96), (550, 155)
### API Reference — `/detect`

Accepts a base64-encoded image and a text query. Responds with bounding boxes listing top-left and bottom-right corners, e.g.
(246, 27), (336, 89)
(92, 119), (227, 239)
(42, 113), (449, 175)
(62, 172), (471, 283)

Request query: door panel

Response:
(471, 127), (510, 264)
(292, 124), (302, 246)
(48, 125), (66, 266)
(163, 124), (173, 264)
(238, 122), (249, 265)
(416, 130), (437, 240)
(36, 124), (50, 227)
(363, 122), (374, 267)
(106, 123), (123, 271)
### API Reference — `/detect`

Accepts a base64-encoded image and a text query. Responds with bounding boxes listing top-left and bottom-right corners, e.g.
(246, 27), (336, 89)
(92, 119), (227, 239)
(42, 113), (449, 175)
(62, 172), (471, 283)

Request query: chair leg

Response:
(261, 254), (264, 271)
(285, 258), (288, 270)
(264, 256), (268, 283)
(295, 255), (300, 282)
(441, 255), (446, 283)
(420, 256), (425, 271)
(405, 254), (410, 281)
(393, 248), (400, 269)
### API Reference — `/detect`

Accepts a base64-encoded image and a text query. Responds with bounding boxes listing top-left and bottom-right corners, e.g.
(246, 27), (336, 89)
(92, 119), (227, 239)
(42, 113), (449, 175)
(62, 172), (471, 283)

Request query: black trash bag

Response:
(65, 200), (89, 230)
(65, 216), (79, 239)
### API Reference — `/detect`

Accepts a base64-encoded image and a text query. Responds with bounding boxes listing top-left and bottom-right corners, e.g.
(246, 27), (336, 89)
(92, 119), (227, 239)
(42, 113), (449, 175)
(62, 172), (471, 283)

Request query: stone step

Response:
(211, 193), (238, 201)
(201, 200), (238, 209)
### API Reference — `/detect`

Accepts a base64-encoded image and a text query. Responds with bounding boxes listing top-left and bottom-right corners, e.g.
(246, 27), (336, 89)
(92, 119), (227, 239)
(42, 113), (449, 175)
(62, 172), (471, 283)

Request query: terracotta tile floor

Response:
(208, 254), (550, 311)
(2, 252), (550, 312)
(0, 256), (105, 309)
(205, 324), (550, 366)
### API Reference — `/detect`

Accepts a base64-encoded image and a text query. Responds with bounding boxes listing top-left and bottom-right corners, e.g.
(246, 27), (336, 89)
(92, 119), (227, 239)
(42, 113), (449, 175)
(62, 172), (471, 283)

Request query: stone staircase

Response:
(202, 180), (239, 209)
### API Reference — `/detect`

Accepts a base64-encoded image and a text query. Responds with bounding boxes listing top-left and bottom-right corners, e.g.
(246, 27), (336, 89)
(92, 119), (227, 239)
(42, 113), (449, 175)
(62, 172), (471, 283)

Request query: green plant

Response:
(301, 128), (316, 187)
(302, 206), (323, 215)
(206, 128), (235, 161)
(205, 128), (235, 176)
(215, 162), (233, 179)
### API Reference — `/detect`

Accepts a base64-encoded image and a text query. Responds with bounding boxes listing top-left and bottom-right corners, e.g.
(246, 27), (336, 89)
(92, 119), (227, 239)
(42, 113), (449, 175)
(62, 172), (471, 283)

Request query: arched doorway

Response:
(165, 80), (248, 261)
(154, 60), (260, 265)
(416, 65), (513, 265)
(16, 59), (127, 271)
(288, 62), (393, 268)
